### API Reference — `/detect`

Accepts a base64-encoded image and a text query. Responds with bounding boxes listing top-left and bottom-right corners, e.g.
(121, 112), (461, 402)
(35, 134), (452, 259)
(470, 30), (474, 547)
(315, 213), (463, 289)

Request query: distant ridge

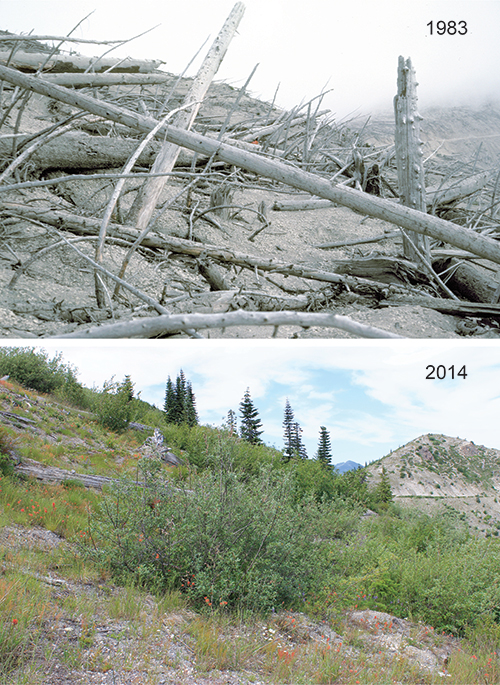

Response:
(335, 460), (362, 474)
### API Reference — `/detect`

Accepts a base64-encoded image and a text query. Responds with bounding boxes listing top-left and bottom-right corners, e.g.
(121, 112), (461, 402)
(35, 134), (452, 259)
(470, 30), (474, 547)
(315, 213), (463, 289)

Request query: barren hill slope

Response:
(367, 433), (500, 536)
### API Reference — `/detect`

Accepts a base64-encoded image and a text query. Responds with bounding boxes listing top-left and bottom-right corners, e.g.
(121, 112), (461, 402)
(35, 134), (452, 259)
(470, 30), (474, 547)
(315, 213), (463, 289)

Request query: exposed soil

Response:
(1, 39), (500, 338)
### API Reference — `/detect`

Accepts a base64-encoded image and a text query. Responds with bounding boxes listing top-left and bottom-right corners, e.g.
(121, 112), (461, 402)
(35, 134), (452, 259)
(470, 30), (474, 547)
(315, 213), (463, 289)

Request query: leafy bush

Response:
(322, 511), (500, 634)
(0, 347), (82, 399)
(83, 436), (350, 614)
(91, 377), (135, 433)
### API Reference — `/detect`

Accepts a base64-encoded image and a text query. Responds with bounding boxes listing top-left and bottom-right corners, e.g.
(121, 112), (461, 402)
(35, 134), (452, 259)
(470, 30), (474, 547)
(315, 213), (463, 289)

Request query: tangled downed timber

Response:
(1, 203), (419, 293)
(1, 64), (500, 265)
(379, 298), (500, 318)
(48, 310), (405, 339)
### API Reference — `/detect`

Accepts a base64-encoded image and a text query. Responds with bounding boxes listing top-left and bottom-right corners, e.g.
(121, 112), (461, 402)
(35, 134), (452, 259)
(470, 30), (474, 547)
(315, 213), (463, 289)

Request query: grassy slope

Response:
(1, 379), (499, 684)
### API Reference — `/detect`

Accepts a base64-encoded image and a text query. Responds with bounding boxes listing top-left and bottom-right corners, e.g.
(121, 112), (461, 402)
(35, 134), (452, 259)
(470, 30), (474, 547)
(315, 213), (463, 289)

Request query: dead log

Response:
(0, 202), (415, 294)
(426, 171), (493, 209)
(331, 256), (429, 286)
(380, 297), (500, 318)
(394, 56), (428, 261)
(197, 258), (230, 291)
(49, 309), (405, 339)
(0, 51), (163, 73)
(2, 64), (500, 266)
(14, 457), (116, 490)
(314, 232), (400, 249)
(273, 198), (334, 211)
(0, 131), (167, 173)
(40, 73), (171, 88)
(432, 257), (498, 302)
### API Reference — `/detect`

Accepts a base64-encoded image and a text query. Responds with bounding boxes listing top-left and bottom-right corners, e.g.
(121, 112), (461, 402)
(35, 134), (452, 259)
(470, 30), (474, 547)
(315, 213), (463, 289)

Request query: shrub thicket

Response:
(83, 436), (355, 614)
(0, 347), (86, 405)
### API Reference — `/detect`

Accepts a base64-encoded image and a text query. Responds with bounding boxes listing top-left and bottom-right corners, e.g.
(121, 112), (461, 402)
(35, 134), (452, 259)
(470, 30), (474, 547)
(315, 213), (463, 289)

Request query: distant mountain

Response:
(335, 460), (363, 473)
(365, 433), (500, 536)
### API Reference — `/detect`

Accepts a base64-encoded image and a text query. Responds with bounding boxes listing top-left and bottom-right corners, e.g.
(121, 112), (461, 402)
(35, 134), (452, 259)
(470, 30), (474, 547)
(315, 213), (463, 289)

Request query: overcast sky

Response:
(5, 340), (499, 466)
(1, 0), (499, 118)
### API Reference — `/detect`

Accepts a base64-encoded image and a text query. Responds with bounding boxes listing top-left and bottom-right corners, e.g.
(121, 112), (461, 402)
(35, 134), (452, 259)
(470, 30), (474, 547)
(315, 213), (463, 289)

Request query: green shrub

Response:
(0, 347), (81, 398)
(91, 377), (135, 433)
(83, 437), (349, 614)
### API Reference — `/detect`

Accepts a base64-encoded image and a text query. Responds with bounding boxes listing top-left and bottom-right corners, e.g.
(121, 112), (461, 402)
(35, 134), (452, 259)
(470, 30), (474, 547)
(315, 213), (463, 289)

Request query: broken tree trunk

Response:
(394, 56), (428, 262)
(39, 73), (171, 87)
(0, 51), (163, 73)
(426, 171), (493, 210)
(118, 2), (245, 297)
(2, 64), (500, 266)
(0, 131), (168, 173)
(432, 257), (498, 302)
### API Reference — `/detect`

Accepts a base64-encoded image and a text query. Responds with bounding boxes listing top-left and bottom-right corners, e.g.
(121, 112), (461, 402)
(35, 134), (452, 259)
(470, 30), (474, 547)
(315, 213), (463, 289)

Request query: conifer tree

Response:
(374, 466), (393, 504)
(164, 371), (199, 426)
(282, 398), (296, 462)
(224, 409), (238, 435)
(293, 422), (308, 459)
(282, 400), (307, 460)
(316, 426), (333, 467)
(238, 388), (264, 444)
(163, 376), (176, 423)
(183, 382), (199, 427)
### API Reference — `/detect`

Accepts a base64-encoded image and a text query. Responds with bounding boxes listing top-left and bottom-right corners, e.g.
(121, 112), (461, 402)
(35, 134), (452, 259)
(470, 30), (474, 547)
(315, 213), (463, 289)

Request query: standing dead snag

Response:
(394, 56), (429, 263)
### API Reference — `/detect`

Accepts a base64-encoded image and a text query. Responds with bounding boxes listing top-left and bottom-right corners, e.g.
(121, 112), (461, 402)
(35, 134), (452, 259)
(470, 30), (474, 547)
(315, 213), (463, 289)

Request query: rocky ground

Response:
(1, 523), (458, 684)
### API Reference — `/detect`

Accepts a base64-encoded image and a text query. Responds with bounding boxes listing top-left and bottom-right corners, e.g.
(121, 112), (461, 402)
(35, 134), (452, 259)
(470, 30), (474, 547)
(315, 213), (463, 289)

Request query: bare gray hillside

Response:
(366, 433), (500, 536)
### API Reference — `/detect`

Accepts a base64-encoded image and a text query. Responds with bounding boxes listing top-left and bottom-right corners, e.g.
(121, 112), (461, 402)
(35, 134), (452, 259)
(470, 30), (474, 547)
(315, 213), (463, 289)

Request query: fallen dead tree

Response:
(49, 309), (405, 339)
(15, 457), (116, 490)
(1, 202), (425, 293)
(0, 131), (167, 173)
(40, 73), (172, 87)
(1, 63), (499, 267)
(0, 51), (163, 73)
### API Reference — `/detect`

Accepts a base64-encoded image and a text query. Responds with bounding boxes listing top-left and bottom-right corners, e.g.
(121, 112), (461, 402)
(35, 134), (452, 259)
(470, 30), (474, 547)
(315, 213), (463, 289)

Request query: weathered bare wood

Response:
(2, 64), (500, 266)
(1, 202), (417, 294)
(394, 56), (428, 261)
(49, 309), (405, 339)
(314, 232), (400, 249)
(0, 130), (165, 173)
(0, 33), (150, 46)
(121, 2), (245, 293)
(0, 51), (163, 73)
(380, 297), (500, 318)
(273, 198), (334, 211)
(15, 457), (116, 489)
(40, 73), (171, 87)
(433, 257), (498, 303)
(426, 171), (493, 209)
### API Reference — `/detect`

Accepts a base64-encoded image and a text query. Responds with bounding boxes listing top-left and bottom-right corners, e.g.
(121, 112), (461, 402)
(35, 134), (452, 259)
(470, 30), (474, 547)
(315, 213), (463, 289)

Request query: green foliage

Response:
(282, 399), (307, 460)
(0, 426), (17, 477)
(238, 388), (264, 445)
(321, 510), (500, 635)
(83, 436), (349, 614)
(315, 426), (333, 467)
(91, 376), (135, 433)
(163, 370), (199, 427)
(0, 346), (85, 404)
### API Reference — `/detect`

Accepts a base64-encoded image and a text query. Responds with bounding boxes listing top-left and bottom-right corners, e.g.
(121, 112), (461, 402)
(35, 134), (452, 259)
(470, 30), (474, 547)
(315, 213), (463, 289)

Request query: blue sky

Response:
(1, 1), (498, 118)
(4, 340), (499, 466)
